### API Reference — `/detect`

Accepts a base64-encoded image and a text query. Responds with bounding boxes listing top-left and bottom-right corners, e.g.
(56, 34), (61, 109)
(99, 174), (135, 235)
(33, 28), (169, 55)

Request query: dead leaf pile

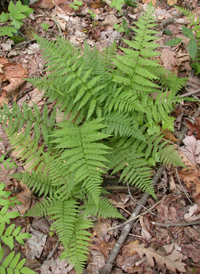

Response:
(0, 57), (27, 106)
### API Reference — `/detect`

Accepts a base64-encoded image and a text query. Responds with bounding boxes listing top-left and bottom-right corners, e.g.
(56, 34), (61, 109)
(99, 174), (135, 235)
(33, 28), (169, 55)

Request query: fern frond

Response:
(50, 199), (79, 245)
(60, 215), (93, 274)
(11, 171), (57, 198)
(24, 196), (56, 218)
(103, 112), (146, 141)
(0, 102), (56, 145)
(7, 132), (46, 172)
(51, 119), (111, 202)
(113, 4), (161, 92)
(82, 195), (124, 219)
(175, 6), (200, 32)
(31, 36), (107, 121)
(108, 143), (155, 197)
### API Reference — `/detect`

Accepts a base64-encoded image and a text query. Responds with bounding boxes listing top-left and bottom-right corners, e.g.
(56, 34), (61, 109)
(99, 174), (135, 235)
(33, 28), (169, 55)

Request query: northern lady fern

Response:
(0, 4), (186, 273)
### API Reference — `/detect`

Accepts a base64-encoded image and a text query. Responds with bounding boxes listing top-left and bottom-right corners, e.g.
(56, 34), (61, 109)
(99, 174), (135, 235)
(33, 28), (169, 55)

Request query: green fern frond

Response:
(7, 133), (46, 172)
(103, 112), (146, 141)
(0, 102), (56, 145)
(11, 171), (57, 198)
(24, 196), (56, 218)
(60, 215), (93, 274)
(108, 143), (155, 197)
(50, 199), (79, 245)
(175, 6), (200, 32)
(113, 4), (161, 92)
(104, 85), (146, 114)
(82, 195), (124, 219)
(51, 119), (111, 202)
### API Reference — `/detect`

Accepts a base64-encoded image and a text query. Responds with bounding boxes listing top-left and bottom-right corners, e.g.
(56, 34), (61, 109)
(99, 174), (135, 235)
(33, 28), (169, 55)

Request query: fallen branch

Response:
(99, 166), (165, 274)
(152, 220), (200, 228)
(108, 200), (161, 231)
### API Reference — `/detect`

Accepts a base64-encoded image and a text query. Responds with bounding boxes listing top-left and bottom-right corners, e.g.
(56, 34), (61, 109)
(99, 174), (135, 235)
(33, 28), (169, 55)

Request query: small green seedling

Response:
(41, 22), (50, 32)
(88, 10), (96, 19)
(114, 19), (130, 34)
(0, 0), (33, 37)
(104, 0), (137, 11)
(69, 1), (83, 11)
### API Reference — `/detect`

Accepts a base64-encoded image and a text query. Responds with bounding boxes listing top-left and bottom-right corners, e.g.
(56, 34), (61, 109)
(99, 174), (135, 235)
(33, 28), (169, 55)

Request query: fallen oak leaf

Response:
(129, 244), (186, 272)
(0, 62), (27, 106)
(185, 117), (200, 140)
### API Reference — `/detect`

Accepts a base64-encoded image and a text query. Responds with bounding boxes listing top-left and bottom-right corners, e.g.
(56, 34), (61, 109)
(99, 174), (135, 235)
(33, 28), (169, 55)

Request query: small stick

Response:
(100, 166), (165, 274)
(175, 168), (193, 205)
(179, 89), (200, 98)
(46, 241), (59, 260)
(52, 15), (63, 38)
(108, 199), (161, 231)
(126, 181), (156, 215)
(152, 220), (200, 228)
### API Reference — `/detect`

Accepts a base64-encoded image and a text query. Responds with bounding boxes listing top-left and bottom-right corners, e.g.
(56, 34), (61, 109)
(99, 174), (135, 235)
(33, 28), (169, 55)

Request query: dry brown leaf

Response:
(140, 216), (152, 241)
(161, 49), (177, 71)
(162, 129), (178, 142)
(31, 0), (54, 9)
(180, 135), (200, 165)
(130, 244), (186, 272)
(142, 0), (156, 5)
(126, 240), (140, 255)
(0, 62), (27, 106)
(167, 0), (177, 5)
(89, 0), (106, 9)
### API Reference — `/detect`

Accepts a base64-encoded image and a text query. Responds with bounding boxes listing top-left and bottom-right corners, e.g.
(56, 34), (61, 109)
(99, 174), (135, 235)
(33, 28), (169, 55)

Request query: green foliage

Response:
(0, 183), (36, 274)
(0, 4), (187, 273)
(0, 1), (33, 37)
(69, 1), (83, 11)
(104, 0), (137, 11)
(114, 19), (131, 34)
(166, 6), (200, 74)
(41, 22), (49, 31)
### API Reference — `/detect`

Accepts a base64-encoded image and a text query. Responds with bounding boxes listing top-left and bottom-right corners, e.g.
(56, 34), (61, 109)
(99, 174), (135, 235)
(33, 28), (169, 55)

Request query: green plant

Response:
(0, 182), (36, 273)
(87, 9), (96, 19)
(104, 0), (137, 11)
(114, 18), (130, 34)
(166, 6), (200, 74)
(41, 22), (49, 32)
(0, 0), (33, 37)
(69, 1), (83, 11)
(0, 4), (187, 273)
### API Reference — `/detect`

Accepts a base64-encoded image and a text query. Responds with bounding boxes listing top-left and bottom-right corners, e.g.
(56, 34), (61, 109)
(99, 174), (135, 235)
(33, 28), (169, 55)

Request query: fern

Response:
(0, 3), (187, 273)
(0, 183), (36, 274)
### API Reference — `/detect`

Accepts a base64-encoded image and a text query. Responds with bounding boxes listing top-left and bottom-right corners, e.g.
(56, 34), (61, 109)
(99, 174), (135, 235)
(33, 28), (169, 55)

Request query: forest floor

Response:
(0, 0), (200, 273)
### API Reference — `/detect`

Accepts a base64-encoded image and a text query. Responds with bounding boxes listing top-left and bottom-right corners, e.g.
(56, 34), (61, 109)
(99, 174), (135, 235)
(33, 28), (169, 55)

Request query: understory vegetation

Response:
(0, 4), (189, 273)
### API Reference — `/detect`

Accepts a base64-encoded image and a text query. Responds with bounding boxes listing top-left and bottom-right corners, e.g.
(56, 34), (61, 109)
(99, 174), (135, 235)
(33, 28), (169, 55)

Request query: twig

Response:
(179, 89), (200, 98)
(126, 181), (156, 215)
(99, 166), (165, 274)
(108, 200), (161, 231)
(152, 220), (200, 228)
(175, 168), (193, 205)
(52, 15), (64, 38)
(13, 39), (36, 49)
(160, 12), (184, 29)
(46, 241), (59, 260)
